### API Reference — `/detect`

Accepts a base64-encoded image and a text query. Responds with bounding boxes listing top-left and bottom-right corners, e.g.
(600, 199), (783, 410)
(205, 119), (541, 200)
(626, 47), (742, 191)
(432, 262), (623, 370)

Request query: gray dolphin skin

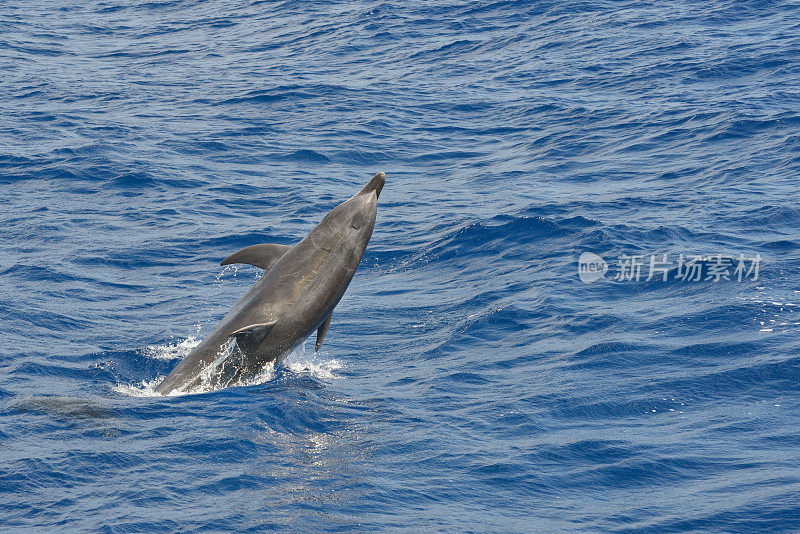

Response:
(154, 172), (385, 395)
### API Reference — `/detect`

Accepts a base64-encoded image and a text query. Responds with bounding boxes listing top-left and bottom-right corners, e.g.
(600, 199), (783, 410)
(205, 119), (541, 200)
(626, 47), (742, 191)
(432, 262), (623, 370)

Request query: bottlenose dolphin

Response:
(155, 172), (385, 395)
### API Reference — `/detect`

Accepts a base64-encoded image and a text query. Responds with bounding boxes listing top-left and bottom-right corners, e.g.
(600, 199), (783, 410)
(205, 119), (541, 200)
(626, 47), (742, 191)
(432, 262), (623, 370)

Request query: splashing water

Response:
(142, 336), (202, 361)
(112, 378), (170, 398)
(114, 337), (343, 396)
(284, 351), (344, 380)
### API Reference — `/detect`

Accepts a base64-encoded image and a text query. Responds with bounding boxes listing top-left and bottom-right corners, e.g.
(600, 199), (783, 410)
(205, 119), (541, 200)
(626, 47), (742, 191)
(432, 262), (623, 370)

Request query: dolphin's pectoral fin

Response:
(230, 321), (277, 354)
(315, 313), (332, 352)
(220, 244), (293, 271)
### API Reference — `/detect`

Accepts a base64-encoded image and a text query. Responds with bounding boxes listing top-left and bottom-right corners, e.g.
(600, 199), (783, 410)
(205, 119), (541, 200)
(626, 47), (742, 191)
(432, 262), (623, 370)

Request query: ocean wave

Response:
(2, 0), (800, 530)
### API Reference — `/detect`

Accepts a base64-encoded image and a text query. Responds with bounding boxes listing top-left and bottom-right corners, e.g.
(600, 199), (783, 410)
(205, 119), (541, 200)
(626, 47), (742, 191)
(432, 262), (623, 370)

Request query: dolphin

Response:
(154, 172), (385, 395)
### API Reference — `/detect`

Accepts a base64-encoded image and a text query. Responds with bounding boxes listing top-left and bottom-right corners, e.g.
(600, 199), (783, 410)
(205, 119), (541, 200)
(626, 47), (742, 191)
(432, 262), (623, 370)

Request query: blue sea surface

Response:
(2, 0), (800, 531)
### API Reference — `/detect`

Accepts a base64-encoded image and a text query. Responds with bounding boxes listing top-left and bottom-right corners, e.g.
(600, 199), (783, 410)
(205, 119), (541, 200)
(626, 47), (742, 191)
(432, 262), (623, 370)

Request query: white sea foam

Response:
(282, 341), (345, 379)
(285, 354), (344, 380)
(112, 378), (167, 397)
(142, 336), (201, 361)
(115, 344), (343, 397)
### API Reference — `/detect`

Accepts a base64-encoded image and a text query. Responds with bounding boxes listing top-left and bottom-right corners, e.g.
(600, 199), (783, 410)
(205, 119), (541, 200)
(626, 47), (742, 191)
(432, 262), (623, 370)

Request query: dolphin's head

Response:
(318, 172), (384, 256)
(356, 171), (385, 200)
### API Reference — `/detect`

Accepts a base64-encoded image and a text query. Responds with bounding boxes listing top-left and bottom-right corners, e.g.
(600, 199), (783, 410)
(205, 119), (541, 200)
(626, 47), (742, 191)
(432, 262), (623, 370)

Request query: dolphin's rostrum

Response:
(155, 172), (385, 395)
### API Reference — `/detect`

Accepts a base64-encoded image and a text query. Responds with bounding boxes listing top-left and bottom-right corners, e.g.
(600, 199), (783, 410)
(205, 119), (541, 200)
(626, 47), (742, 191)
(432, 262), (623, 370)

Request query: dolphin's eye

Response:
(352, 220), (361, 229)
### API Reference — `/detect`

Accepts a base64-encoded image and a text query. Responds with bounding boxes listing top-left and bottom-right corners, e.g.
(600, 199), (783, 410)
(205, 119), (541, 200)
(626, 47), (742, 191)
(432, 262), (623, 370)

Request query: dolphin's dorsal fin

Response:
(315, 313), (332, 352)
(220, 244), (293, 271)
(230, 321), (277, 354)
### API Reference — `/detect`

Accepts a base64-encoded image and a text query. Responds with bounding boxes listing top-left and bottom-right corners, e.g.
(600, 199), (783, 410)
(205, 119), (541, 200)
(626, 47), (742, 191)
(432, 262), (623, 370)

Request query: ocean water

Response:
(2, 0), (800, 531)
